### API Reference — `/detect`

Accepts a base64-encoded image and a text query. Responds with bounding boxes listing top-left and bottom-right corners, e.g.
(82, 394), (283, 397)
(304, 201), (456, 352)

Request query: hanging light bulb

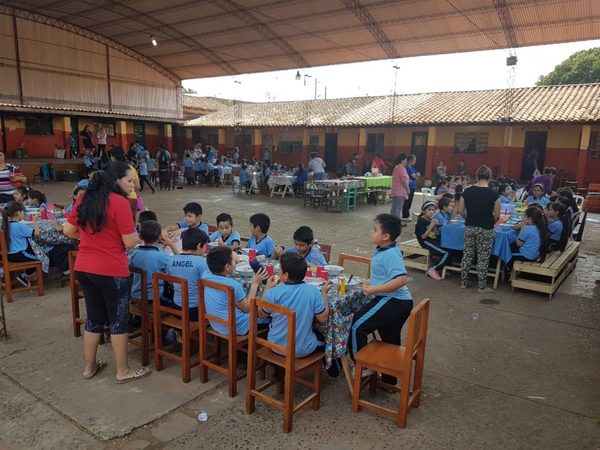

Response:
(151, 36), (158, 47)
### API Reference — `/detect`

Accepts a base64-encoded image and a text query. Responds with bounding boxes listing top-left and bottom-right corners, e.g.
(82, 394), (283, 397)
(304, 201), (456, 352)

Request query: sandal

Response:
(115, 367), (152, 384)
(83, 360), (107, 379)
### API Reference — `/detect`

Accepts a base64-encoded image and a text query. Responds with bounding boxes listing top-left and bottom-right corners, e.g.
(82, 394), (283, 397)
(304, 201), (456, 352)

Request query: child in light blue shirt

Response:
(526, 184), (549, 207)
(273, 225), (327, 266)
(509, 206), (546, 270)
(246, 213), (276, 257)
(164, 202), (209, 235)
(209, 213), (241, 251)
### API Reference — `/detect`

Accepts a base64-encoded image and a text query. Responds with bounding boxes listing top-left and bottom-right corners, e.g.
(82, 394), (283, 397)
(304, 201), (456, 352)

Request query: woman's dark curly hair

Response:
(76, 161), (130, 233)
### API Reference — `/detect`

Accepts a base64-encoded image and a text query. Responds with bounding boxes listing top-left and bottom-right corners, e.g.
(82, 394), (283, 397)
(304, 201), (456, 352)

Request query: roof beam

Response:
(493, 0), (519, 49)
(340, 0), (398, 59)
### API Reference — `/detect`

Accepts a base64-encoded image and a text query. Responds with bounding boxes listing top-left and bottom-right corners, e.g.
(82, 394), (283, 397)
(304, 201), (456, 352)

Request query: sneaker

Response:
(427, 268), (442, 280)
(16, 273), (31, 287)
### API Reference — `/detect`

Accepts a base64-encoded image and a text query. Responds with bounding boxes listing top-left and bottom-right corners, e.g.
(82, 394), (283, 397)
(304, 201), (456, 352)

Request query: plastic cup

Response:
(265, 264), (274, 276)
(249, 249), (257, 260)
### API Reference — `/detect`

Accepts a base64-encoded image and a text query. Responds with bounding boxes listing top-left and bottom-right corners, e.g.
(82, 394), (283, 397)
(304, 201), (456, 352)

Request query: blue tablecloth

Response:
(441, 222), (517, 264)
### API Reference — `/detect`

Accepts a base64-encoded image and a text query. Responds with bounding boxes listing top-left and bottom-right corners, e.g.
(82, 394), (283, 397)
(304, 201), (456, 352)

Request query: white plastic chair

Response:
(421, 187), (435, 205)
(573, 194), (584, 207)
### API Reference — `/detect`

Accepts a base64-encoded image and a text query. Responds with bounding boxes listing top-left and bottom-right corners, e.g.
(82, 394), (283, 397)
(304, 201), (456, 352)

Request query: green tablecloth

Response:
(353, 176), (392, 189)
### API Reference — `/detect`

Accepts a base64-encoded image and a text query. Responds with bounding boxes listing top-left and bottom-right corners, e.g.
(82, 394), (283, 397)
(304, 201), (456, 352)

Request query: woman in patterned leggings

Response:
(457, 165), (501, 294)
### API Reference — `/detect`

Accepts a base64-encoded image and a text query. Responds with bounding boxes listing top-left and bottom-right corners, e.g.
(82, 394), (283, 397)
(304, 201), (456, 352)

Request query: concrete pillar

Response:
(425, 126), (437, 178)
(62, 117), (71, 157)
(253, 128), (262, 160)
(576, 125), (591, 186)
(116, 120), (128, 150)
(357, 127), (367, 167)
(500, 125), (513, 177)
(164, 123), (173, 153)
(218, 128), (226, 152)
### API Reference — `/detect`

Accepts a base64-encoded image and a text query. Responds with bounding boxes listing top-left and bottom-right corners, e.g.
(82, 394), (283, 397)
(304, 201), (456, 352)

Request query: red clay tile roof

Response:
(182, 96), (235, 112)
(185, 83), (600, 127)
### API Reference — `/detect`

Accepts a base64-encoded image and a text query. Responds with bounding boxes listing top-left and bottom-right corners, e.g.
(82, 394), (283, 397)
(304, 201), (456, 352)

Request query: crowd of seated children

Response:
(499, 183), (514, 204)
(434, 179), (449, 197)
(261, 252), (330, 357)
(164, 202), (209, 235)
(27, 190), (48, 213)
(508, 206), (547, 270)
(165, 228), (209, 321)
(415, 201), (451, 281)
(246, 213), (276, 257)
(209, 213), (241, 251)
(546, 202), (569, 252)
(201, 246), (268, 335)
(272, 225), (327, 266)
(525, 183), (550, 207)
(129, 220), (178, 304)
(12, 186), (29, 205)
(350, 214), (413, 382)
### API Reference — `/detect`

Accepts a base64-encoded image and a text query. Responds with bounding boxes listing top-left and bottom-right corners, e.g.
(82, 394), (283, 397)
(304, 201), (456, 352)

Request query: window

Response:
(278, 141), (303, 153)
(235, 134), (252, 152)
(589, 132), (600, 160)
(366, 133), (384, 153)
(309, 135), (319, 152)
(454, 132), (488, 153)
(25, 116), (53, 135)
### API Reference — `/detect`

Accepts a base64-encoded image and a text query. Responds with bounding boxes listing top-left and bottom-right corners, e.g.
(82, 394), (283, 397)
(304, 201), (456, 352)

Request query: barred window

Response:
(589, 132), (600, 159)
(25, 116), (53, 135)
(309, 135), (319, 152)
(454, 132), (488, 153)
(367, 133), (384, 153)
(278, 141), (303, 153)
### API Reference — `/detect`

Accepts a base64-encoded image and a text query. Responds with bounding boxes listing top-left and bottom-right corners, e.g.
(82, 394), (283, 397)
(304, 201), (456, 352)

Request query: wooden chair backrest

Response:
(0, 229), (9, 266)
(249, 298), (295, 361)
(319, 243), (332, 263)
(402, 299), (430, 373)
(152, 273), (191, 321)
(198, 279), (237, 336)
(338, 253), (371, 277)
(588, 183), (600, 193)
(68, 250), (77, 271)
(208, 225), (218, 233)
(129, 265), (148, 303)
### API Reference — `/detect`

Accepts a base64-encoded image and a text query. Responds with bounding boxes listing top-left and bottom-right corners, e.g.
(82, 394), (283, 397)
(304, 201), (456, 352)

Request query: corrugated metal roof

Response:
(185, 83), (600, 127)
(4, 1), (600, 79)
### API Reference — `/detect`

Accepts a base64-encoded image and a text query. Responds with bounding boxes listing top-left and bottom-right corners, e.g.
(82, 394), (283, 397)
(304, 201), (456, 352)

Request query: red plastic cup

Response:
(40, 209), (48, 220)
(318, 269), (329, 281)
(305, 269), (312, 279)
(249, 249), (257, 260)
(29, 213), (34, 221)
(265, 264), (274, 276)
(46, 202), (54, 211)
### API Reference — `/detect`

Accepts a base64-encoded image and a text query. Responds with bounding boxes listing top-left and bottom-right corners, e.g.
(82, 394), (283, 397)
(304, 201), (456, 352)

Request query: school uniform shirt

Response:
(239, 170), (249, 184)
(247, 235), (276, 257)
(147, 159), (156, 171)
(200, 272), (248, 335)
(209, 230), (241, 245)
(166, 254), (208, 309)
(177, 221), (209, 235)
(415, 217), (438, 246)
(517, 224), (541, 260)
(433, 211), (451, 227)
(129, 245), (170, 301)
(7, 221), (35, 255)
(547, 218), (563, 242)
(526, 196), (549, 207)
(407, 165), (418, 190)
(283, 245), (327, 266)
(264, 282), (325, 357)
(500, 194), (513, 204)
(139, 162), (148, 176)
(370, 244), (412, 302)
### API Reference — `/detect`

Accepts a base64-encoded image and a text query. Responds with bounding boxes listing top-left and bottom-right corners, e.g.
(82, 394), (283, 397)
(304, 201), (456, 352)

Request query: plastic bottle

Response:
(309, 240), (321, 262)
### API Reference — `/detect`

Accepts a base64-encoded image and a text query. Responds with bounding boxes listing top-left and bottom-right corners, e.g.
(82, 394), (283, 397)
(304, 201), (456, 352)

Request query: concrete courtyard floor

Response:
(1, 182), (599, 449)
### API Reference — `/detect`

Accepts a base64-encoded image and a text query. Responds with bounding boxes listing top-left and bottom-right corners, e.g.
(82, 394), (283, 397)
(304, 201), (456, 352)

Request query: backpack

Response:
(158, 150), (169, 168)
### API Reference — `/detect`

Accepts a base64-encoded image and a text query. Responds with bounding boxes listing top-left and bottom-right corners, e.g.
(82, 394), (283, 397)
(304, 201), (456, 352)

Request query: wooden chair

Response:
(152, 273), (199, 383)
(0, 229), (44, 303)
(319, 243), (332, 263)
(68, 251), (85, 337)
(351, 299), (430, 428)
(207, 224), (218, 234)
(198, 279), (252, 397)
(338, 253), (371, 277)
(129, 266), (152, 366)
(246, 298), (324, 433)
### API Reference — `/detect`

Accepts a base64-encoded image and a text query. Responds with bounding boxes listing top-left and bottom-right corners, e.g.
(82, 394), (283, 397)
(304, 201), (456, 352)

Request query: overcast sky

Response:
(182, 39), (600, 102)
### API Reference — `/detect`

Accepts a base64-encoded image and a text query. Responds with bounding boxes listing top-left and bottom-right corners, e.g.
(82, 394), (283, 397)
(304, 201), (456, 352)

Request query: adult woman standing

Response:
(110, 146), (141, 221)
(0, 152), (27, 203)
(390, 154), (409, 219)
(63, 161), (150, 383)
(402, 154), (419, 222)
(457, 165), (500, 294)
(308, 152), (326, 180)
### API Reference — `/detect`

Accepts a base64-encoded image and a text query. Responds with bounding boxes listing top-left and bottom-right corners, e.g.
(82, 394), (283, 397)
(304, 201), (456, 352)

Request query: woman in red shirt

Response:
(63, 161), (150, 383)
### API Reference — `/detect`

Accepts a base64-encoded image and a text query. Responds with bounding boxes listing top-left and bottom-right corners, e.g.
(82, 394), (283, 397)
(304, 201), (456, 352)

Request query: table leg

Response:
(340, 354), (354, 395)
(269, 185), (275, 197)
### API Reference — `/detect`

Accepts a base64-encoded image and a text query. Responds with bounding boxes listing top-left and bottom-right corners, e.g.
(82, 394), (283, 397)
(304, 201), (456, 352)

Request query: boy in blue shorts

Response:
(129, 220), (178, 303)
(350, 213), (413, 383)
(166, 228), (209, 321)
(272, 225), (327, 266)
(201, 246), (267, 335)
(164, 202), (209, 235)
(246, 213), (276, 257)
(261, 252), (330, 357)
(209, 213), (241, 251)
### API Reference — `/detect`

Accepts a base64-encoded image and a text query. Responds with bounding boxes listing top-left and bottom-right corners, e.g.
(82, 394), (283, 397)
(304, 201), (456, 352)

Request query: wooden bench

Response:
(399, 239), (430, 272)
(511, 240), (580, 300)
(442, 258), (502, 290)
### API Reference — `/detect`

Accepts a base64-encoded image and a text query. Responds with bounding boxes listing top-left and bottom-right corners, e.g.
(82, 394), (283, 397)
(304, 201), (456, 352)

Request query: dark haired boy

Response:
(201, 246), (267, 335)
(350, 214), (413, 382)
(136, 210), (158, 234)
(246, 213), (276, 257)
(261, 253), (330, 357)
(164, 202), (209, 235)
(273, 225), (326, 266)
(209, 213), (241, 250)
(166, 228), (209, 321)
(129, 220), (177, 302)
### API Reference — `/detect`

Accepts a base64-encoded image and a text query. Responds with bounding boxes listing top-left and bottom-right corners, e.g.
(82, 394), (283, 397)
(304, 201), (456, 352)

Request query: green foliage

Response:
(537, 47), (600, 86)
(182, 87), (198, 94)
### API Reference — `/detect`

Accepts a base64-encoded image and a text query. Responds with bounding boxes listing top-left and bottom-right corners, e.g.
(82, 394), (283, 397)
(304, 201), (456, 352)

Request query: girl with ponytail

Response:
(509, 206), (548, 270)
(546, 202), (569, 252)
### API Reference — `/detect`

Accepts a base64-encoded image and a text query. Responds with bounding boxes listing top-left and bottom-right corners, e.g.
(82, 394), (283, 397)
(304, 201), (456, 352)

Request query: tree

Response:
(182, 87), (198, 94)
(537, 47), (600, 86)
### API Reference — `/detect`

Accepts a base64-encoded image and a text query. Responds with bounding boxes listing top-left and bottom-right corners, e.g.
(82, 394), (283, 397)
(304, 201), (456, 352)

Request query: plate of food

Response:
(324, 264), (343, 277)
(304, 276), (325, 286)
(235, 263), (254, 277)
